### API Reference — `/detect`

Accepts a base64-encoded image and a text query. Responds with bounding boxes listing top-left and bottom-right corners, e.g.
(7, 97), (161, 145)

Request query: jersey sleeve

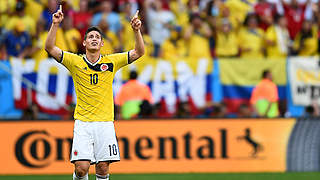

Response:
(60, 51), (77, 72)
(109, 51), (130, 72)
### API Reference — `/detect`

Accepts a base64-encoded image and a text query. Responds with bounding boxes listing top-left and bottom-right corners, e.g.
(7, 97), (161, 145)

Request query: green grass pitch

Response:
(1, 173), (320, 180)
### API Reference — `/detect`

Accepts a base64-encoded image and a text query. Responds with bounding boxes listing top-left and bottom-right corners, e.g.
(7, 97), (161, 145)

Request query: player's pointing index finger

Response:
(133, 10), (139, 19)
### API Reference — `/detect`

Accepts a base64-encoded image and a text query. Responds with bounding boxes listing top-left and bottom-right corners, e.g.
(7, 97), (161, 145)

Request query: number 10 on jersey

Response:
(90, 73), (98, 85)
(109, 144), (118, 156)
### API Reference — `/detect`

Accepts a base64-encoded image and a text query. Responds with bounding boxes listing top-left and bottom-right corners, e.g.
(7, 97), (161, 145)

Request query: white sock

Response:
(73, 172), (88, 180)
(96, 174), (109, 180)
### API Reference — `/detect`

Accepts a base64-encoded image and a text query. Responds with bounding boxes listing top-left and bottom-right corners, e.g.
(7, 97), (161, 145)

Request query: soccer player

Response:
(45, 5), (144, 180)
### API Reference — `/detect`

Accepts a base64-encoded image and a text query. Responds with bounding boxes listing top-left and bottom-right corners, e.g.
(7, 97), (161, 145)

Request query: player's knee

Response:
(75, 162), (90, 177)
(96, 162), (109, 175)
(75, 166), (89, 177)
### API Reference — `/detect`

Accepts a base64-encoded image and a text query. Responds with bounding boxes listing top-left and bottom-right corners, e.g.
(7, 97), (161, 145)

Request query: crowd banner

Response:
(0, 119), (295, 174)
(10, 57), (213, 116)
(218, 59), (287, 113)
(11, 58), (74, 115)
(288, 56), (320, 106)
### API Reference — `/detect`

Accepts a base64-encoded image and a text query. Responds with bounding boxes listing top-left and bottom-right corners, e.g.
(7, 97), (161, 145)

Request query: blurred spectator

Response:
(224, 0), (254, 28)
(197, 102), (213, 118)
(292, 20), (318, 56)
(118, 0), (139, 16)
(141, 24), (154, 58)
(138, 100), (154, 118)
(0, 20), (7, 60)
(120, 2), (135, 51)
(219, 3), (240, 31)
(184, 13), (212, 59)
(212, 102), (228, 118)
(41, 0), (58, 30)
(0, 0), (16, 28)
(30, 19), (48, 70)
(204, 0), (221, 57)
(254, 0), (277, 31)
(238, 13), (265, 59)
(73, 0), (93, 42)
(281, 0), (310, 39)
(215, 18), (238, 58)
(98, 19), (120, 54)
(6, 0), (36, 36)
(144, 0), (175, 57)
(21, 103), (39, 120)
(250, 70), (279, 118)
(88, 0), (101, 15)
(91, 1), (122, 34)
(204, 0), (221, 18)
(304, 101), (319, 117)
(265, 14), (290, 58)
(61, 103), (76, 121)
(187, 0), (200, 14)
(199, 0), (213, 12)
(4, 21), (32, 58)
(237, 103), (253, 118)
(160, 26), (186, 60)
(151, 102), (161, 118)
(0, 27), (7, 44)
(304, 105), (317, 117)
(204, 0), (219, 28)
(199, 102), (228, 118)
(197, 102), (228, 118)
(25, 0), (44, 23)
(115, 71), (153, 119)
(176, 101), (192, 118)
(59, 0), (76, 16)
(61, 16), (82, 53)
(169, 0), (189, 28)
(0, 43), (7, 60)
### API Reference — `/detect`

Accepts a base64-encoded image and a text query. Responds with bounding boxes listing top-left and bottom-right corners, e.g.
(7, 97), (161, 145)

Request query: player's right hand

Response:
(52, 5), (64, 25)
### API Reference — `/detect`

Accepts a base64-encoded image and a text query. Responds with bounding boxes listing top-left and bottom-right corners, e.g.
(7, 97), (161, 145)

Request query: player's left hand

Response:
(131, 10), (142, 32)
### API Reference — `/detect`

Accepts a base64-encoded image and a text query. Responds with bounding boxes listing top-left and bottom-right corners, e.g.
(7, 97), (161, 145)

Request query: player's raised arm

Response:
(45, 5), (64, 62)
(129, 10), (145, 63)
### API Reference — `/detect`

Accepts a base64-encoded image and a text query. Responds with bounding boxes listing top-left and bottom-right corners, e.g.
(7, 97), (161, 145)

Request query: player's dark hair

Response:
(129, 71), (138, 80)
(262, 70), (270, 79)
(84, 26), (103, 40)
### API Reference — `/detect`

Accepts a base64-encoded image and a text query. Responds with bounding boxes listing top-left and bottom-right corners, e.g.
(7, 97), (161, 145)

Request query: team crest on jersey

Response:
(100, 64), (109, 71)
(83, 57), (114, 72)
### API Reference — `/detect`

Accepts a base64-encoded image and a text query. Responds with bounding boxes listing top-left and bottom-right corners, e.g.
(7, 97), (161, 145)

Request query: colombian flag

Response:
(218, 59), (287, 114)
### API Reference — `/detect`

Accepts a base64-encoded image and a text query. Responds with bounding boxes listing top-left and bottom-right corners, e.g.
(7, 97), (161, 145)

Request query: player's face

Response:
(83, 31), (103, 52)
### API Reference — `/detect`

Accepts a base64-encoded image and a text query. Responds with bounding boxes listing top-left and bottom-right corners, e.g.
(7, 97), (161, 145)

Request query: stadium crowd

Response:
(1, 0), (320, 120)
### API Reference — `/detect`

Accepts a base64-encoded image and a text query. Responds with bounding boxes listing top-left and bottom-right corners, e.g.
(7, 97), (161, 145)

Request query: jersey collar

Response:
(84, 54), (102, 66)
